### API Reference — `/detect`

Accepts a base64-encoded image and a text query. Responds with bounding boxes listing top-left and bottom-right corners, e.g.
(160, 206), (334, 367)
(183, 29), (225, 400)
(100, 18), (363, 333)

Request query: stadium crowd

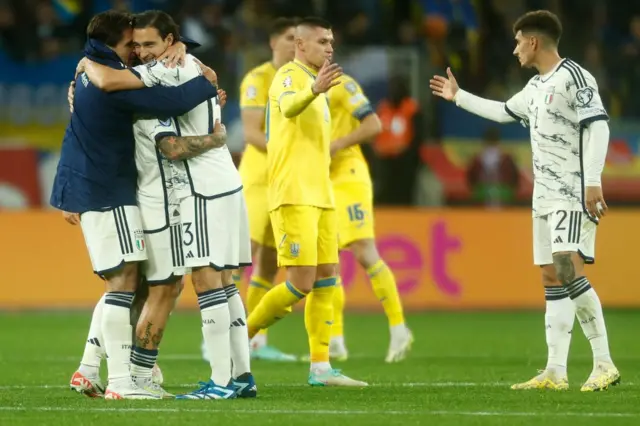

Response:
(1, 0), (639, 207)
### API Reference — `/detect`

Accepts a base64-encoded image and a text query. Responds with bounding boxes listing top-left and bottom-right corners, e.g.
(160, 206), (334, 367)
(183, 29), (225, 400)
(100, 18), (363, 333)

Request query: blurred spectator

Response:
(372, 76), (423, 206)
(0, 1), (22, 60)
(620, 15), (640, 118)
(583, 42), (610, 111)
(466, 128), (519, 208)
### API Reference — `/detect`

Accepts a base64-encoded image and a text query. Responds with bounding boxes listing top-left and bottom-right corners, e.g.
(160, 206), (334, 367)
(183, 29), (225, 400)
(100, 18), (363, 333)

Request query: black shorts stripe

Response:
(202, 198), (210, 257)
(112, 209), (126, 255)
(194, 196), (202, 258)
(172, 224), (184, 267)
(170, 225), (178, 268)
(119, 207), (134, 254)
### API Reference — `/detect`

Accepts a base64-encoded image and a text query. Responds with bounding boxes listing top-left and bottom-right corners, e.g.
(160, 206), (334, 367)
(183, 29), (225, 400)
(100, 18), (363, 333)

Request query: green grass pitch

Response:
(1, 310), (639, 425)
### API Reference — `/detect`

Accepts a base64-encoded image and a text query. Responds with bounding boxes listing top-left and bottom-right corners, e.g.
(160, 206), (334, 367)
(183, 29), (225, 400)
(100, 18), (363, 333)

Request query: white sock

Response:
(198, 288), (232, 386)
(130, 346), (158, 380)
(330, 335), (345, 349)
(224, 284), (251, 378)
(102, 292), (135, 383)
(390, 324), (408, 342)
(250, 333), (267, 349)
(79, 293), (106, 376)
(543, 287), (575, 376)
(566, 277), (613, 366)
(311, 362), (331, 373)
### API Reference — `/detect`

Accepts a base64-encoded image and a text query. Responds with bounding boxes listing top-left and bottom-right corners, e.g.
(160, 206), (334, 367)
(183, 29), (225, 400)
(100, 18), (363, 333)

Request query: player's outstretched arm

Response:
(331, 113), (382, 156)
(280, 60), (342, 118)
(84, 59), (145, 92)
(430, 67), (515, 123)
(157, 120), (227, 161)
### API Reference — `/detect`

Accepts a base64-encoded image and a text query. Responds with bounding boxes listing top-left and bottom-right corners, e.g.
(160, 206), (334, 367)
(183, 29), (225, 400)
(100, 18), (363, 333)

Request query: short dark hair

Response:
(133, 10), (181, 41)
(86, 10), (132, 47)
(513, 10), (562, 44)
(297, 16), (331, 30)
(268, 17), (297, 37)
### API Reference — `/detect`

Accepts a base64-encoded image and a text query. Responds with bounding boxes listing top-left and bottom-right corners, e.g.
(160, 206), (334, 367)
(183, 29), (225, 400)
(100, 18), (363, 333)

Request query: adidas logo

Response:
(87, 338), (101, 347)
(186, 251), (194, 259)
(230, 318), (246, 327)
(173, 210), (180, 217)
(553, 236), (563, 244)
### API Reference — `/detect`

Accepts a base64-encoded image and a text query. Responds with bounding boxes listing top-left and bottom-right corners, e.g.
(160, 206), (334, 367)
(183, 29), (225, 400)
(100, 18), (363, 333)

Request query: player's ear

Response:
(166, 33), (174, 46)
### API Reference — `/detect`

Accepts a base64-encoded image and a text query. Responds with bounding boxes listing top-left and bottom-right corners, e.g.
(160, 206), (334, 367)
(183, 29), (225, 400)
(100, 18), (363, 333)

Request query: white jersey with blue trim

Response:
(135, 53), (241, 196)
(504, 58), (608, 218)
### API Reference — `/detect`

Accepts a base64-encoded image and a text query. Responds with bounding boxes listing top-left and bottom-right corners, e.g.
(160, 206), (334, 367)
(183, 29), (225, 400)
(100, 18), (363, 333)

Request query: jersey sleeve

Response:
(148, 117), (178, 142)
(272, 67), (305, 103)
(133, 60), (179, 88)
(240, 72), (268, 109)
(335, 77), (374, 121)
(567, 69), (608, 125)
(504, 88), (529, 127)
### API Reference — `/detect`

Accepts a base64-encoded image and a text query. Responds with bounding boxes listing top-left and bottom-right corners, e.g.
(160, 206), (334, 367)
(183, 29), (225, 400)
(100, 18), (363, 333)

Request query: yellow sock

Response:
(367, 260), (405, 327)
(247, 281), (305, 339)
(305, 277), (336, 363)
(331, 276), (345, 339)
(247, 276), (274, 337)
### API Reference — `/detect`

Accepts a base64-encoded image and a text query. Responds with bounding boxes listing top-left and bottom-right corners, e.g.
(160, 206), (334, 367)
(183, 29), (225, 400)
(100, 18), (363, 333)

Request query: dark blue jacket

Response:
(50, 38), (217, 213)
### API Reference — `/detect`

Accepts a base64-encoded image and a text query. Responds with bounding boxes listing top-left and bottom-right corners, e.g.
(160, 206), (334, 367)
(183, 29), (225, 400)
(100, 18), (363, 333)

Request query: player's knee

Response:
(540, 264), (560, 286)
(348, 239), (379, 269)
(251, 240), (261, 258)
(316, 263), (338, 280)
(287, 266), (316, 293)
(191, 266), (223, 293)
(104, 261), (139, 292)
(552, 252), (576, 286)
(221, 269), (234, 285)
(258, 246), (279, 281)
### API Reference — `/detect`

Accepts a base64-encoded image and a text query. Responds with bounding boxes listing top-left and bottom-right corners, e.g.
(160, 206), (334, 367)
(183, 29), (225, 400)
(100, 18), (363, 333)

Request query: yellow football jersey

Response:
(238, 61), (277, 187)
(267, 59), (333, 210)
(328, 74), (375, 185)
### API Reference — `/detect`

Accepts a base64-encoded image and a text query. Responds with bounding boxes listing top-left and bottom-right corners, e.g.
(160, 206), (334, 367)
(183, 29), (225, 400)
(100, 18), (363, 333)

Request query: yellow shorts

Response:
(334, 182), (375, 249)
(270, 205), (339, 267)
(243, 184), (275, 248)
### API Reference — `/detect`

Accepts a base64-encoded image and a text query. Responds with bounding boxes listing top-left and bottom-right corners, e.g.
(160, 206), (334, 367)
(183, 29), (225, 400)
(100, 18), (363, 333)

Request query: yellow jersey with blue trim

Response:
(238, 61), (277, 187)
(266, 59), (333, 211)
(328, 74), (375, 185)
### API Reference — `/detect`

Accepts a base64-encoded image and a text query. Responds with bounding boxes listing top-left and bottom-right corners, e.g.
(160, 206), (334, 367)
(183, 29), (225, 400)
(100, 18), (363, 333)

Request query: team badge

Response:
(345, 81), (357, 94)
(134, 230), (145, 252)
(246, 85), (257, 100)
(544, 86), (555, 105)
(158, 118), (172, 127)
(289, 242), (300, 258)
(576, 87), (594, 106)
(283, 76), (292, 88)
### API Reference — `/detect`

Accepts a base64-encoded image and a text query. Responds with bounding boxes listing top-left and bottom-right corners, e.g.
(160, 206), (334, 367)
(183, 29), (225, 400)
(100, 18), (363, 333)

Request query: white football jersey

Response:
(134, 54), (241, 202)
(504, 59), (608, 218)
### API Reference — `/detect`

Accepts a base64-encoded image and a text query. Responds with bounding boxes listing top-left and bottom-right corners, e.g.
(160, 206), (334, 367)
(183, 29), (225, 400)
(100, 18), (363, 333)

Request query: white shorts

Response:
(142, 224), (188, 284)
(180, 190), (252, 270)
(80, 205), (147, 275)
(533, 210), (597, 266)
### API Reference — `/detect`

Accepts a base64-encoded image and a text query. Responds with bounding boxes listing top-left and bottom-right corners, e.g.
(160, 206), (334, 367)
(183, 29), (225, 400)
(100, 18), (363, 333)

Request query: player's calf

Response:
(130, 279), (180, 398)
(102, 263), (139, 387)
(348, 239), (411, 362)
(192, 266), (233, 388)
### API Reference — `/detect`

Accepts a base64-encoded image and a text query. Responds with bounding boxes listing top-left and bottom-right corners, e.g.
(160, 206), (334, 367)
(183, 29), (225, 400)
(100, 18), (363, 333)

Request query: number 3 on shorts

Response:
(183, 222), (194, 246)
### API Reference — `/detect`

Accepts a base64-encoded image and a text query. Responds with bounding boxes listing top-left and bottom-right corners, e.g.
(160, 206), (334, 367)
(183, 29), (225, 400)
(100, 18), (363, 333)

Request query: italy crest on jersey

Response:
(544, 87), (555, 105)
